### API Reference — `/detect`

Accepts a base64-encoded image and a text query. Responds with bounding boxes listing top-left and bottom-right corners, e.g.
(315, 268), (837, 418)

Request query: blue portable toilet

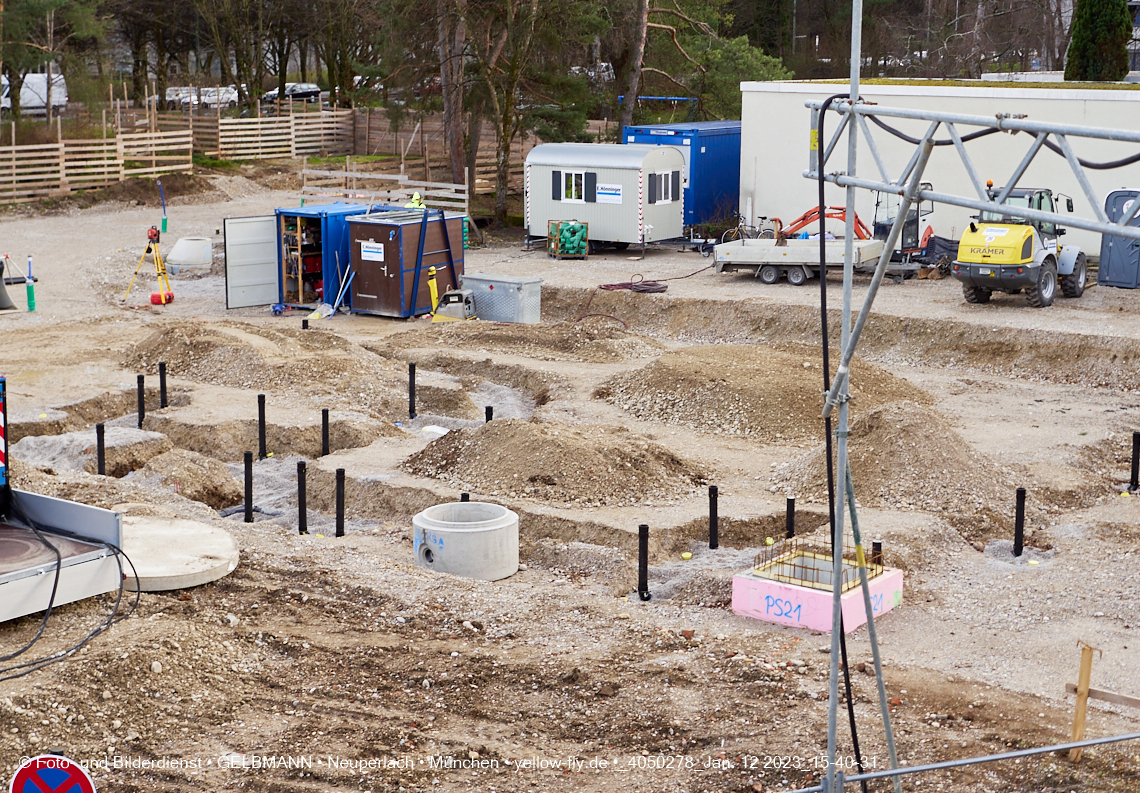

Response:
(622, 121), (741, 226)
(1100, 189), (1140, 289)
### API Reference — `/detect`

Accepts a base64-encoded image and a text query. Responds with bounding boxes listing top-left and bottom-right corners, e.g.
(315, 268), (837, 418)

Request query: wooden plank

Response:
(1065, 682), (1140, 710)
(1069, 643), (1096, 762)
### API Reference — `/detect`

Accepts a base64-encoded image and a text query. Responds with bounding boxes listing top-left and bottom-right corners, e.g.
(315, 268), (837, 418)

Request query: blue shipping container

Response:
(622, 121), (741, 226)
(276, 202), (401, 309)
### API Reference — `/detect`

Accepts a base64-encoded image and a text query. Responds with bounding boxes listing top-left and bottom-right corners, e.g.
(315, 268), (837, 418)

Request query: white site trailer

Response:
(524, 142), (685, 247)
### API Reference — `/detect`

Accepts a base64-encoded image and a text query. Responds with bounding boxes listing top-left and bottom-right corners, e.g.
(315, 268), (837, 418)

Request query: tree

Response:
(1, 0), (102, 118)
(1064, 0), (1131, 80)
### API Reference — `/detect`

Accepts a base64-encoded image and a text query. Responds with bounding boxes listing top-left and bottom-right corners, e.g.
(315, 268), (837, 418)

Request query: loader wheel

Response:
(963, 284), (992, 303)
(786, 266), (808, 286)
(1026, 259), (1057, 307)
(1060, 252), (1087, 298)
(759, 265), (780, 284)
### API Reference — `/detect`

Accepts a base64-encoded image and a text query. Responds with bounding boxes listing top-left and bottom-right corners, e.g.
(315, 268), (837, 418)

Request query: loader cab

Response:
(980, 188), (1072, 240)
(873, 182), (934, 252)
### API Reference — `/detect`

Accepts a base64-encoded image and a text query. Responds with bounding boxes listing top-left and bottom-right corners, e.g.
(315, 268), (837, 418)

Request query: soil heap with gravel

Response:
(771, 400), (1011, 514)
(598, 345), (930, 442)
(402, 418), (707, 507)
(386, 320), (664, 362)
(123, 320), (411, 416)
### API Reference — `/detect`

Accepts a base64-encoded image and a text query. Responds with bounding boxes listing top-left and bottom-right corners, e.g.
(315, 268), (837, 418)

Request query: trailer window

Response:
(655, 172), (672, 203)
(564, 171), (585, 203)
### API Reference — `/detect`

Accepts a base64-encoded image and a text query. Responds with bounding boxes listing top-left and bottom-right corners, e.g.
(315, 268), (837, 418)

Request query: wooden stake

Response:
(1070, 641), (1098, 761)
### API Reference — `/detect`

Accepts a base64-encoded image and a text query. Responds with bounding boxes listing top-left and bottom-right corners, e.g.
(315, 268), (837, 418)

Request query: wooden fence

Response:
(352, 109), (542, 195)
(160, 110), (354, 159)
(0, 130), (191, 204)
(300, 166), (469, 216)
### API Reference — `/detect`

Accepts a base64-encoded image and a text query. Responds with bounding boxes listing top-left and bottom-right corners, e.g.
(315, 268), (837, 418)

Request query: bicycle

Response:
(720, 212), (767, 244)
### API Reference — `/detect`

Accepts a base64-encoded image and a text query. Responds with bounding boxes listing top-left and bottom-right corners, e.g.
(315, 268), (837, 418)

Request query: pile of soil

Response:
(386, 320), (664, 363)
(123, 321), (411, 417)
(131, 449), (243, 509)
(771, 400), (1011, 514)
(402, 418), (707, 506)
(597, 345), (930, 442)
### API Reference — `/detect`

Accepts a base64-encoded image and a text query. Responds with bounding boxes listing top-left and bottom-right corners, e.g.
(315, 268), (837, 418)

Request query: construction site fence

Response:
(301, 166), (469, 216)
(0, 130), (192, 204)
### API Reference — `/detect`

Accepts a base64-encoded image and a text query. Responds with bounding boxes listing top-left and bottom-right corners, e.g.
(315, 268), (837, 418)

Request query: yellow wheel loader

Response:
(951, 187), (1086, 308)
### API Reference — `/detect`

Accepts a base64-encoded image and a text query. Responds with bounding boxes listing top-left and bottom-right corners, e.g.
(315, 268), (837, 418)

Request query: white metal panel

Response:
(225, 215), (278, 309)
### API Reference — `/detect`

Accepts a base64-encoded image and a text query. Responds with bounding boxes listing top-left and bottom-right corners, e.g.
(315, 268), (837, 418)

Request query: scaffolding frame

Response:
(796, 6), (1140, 792)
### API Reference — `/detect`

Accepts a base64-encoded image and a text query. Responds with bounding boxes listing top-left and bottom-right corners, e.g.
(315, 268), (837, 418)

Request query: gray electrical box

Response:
(462, 273), (542, 324)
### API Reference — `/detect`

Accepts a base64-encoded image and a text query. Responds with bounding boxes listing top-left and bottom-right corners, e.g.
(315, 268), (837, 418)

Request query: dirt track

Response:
(1, 167), (1139, 793)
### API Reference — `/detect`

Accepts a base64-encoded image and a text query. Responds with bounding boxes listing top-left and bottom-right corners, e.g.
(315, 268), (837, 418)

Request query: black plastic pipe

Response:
(461, 492), (470, 502)
(1131, 431), (1139, 492)
(1014, 487), (1026, 557)
(708, 485), (719, 549)
(335, 468), (346, 537)
(321, 409), (330, 457)
(302, 319), (309, 330)
(786, 496), (796, 539)
(871, 541), (883, 566)
(257, 394), (267, 459)
(137, 374), (145, 429)
(409, 362), (417, 419)
(297, 461), (307, 535)
(96, 423), (105, 476)
(244, 451), (254, 524)
(638, 524), (651, 601)
(159, 361), (168, 408)
(485, 405), (494, 423)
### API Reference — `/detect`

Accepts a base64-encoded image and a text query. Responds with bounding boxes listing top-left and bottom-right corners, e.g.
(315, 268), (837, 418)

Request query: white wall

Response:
(739, 81), (1140, 253)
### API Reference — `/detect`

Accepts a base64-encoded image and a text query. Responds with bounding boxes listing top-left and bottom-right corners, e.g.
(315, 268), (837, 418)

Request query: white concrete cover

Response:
(122, 516), (239, 591)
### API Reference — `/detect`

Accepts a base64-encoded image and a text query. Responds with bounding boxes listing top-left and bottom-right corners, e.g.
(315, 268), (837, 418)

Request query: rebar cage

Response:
(752, 536), (883, 593)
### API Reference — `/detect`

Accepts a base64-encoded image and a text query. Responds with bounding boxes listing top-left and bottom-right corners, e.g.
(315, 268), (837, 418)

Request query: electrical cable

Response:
(866, 111), (1140, 170)
(0, 494), (140, 682)
(816, 93), (870, 793)
(574, 264), (714, 328)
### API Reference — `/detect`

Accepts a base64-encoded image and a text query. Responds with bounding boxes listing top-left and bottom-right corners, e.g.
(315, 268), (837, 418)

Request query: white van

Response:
(1, 73), (69, 116)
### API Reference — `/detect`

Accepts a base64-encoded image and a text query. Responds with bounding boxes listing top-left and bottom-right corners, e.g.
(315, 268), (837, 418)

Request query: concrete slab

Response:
(121, 516), (239, 592)
(732, 566), (904, 633)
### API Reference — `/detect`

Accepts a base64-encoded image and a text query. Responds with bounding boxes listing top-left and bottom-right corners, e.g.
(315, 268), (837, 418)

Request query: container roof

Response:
(525, 142), (676, 168)
(349, 209), (467, 226)
(278, 202), (370, 216)
(624, 120), (741, 132)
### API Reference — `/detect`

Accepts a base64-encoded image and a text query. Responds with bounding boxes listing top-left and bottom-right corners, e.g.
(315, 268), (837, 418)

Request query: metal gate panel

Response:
(224, 215), (278, 308)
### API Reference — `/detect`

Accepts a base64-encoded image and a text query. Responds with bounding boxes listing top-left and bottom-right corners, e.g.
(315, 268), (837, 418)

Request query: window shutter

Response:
(647, 172), (657, 204)
(552, 170), (561, 201)
(671, 171), (680, 203)
(585, 172), (597, 203)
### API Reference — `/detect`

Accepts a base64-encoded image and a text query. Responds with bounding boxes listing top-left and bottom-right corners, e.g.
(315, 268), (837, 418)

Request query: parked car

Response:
(1, 73), (68, 117)
(262, 83), (321, 103)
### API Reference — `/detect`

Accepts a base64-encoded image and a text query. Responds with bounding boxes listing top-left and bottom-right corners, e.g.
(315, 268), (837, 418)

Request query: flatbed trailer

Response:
(714, 238), (917, 285)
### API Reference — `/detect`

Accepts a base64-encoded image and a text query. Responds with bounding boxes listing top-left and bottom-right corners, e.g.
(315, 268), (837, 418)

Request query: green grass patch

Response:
(306, 154), (397, 167)
(192, 154), (240, 171)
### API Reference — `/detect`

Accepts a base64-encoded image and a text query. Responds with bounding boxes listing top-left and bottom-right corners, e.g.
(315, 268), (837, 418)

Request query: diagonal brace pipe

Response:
(823, 135), (936, 418)
(846, 464), (902, 793)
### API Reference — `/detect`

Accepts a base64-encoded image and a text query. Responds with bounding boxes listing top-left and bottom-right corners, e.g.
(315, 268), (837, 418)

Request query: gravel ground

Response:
(1, 171), (1139, 793)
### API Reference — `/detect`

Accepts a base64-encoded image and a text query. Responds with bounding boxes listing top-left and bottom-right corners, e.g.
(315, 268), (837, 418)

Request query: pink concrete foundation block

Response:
(732, 567), (904, 633)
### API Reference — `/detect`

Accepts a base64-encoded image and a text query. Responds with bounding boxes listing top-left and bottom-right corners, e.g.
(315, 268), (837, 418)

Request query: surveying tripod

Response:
(124, 226), (174, 304)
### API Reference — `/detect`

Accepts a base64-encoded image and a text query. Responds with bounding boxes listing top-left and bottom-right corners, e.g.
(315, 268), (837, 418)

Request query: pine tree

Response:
(1065, 0), (1133, 81)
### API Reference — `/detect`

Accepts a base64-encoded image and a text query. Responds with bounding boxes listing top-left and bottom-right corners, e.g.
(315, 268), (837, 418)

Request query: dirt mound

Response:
(598, 345), (930, 442)
(771, 400), (1011, 515)
(123, 321), (417, 418)
(402, 418), (707, 506)
(385, 320), (664, 363)
(132, 449), (244, 509)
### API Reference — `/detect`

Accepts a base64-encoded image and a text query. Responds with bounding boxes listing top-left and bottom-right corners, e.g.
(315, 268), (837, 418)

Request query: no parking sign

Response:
(9, 755), (96, 793)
